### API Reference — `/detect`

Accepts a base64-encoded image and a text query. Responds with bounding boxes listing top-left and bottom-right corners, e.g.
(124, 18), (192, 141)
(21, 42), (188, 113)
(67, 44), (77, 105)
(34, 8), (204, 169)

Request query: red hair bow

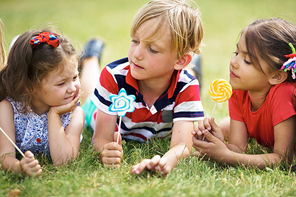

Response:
(30, 32), (60, 48)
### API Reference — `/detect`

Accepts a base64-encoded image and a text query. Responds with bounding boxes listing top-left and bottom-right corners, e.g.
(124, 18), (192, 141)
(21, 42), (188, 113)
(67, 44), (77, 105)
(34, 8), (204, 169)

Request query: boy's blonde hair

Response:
(131, 0), (203, 59)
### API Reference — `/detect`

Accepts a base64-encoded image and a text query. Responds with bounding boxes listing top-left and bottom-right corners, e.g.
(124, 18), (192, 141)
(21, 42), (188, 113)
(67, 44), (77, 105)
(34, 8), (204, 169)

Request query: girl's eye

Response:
(233, 51), (252, 65)
(57, 82), (65, 86)
(244, 59), (252, 65)
(73, 75), (78, 80)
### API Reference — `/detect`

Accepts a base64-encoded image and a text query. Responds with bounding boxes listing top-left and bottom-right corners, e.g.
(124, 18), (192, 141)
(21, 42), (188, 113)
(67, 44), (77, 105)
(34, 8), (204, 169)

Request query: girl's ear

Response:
(269, 69), (287, 85)
(174, 53), (192, 70)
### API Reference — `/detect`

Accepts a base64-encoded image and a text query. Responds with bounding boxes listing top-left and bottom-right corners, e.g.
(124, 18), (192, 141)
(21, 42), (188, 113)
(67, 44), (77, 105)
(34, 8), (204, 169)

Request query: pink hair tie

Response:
(30, 32), (60, 48)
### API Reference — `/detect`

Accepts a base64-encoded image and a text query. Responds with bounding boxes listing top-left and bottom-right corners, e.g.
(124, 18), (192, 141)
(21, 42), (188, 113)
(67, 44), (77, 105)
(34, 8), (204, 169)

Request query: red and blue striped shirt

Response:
(91, 57), (204, 142)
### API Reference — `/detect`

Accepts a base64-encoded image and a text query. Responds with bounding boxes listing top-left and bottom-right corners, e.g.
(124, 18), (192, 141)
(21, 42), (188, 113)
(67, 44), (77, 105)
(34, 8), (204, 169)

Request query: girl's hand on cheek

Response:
(50, 89), (81, 115)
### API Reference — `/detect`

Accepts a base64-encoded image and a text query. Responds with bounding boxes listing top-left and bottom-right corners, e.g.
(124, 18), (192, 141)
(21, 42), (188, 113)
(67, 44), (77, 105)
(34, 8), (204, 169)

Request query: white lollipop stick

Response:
(117, 117), (122, 144)
(210, 102), (217, 117)
(0, 127), (25, 157)
(202, 79), (232, 141)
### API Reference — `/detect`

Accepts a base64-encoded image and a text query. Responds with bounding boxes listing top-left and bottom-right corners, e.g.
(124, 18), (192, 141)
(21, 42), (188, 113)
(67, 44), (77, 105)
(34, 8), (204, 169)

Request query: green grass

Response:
(1, 0), (296, 196)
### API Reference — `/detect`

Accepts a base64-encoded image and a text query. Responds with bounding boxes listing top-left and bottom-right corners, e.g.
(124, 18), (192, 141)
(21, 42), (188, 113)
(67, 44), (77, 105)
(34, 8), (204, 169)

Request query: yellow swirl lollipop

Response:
(209, 79), (232, 103)
(208, 79), (232, 116)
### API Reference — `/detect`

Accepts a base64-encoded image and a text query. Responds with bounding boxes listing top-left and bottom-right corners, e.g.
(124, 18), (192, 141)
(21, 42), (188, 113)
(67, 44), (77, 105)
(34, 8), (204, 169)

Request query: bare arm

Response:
(0, 99), (22, 173)
(162, 120), (193, 168)
(0, 99), (42, 176)
(131, 120), (193, 177)
(225, 116), (295, 168)
(48, 95), (85, 166)
(227, 118), (249, 153)
(192, 116), (296, 169)
(92, 108), (121, 167)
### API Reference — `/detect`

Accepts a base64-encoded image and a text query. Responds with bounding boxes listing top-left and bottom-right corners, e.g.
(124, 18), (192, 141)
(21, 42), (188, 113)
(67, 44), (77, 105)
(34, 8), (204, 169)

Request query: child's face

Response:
(229, 33), (274, 92)
(32, 55), (80, 113)
(128, 18), (180, 83)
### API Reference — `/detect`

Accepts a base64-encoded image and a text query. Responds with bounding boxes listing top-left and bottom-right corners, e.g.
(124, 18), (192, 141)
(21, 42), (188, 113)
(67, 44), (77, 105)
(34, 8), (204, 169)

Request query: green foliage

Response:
(1, 0), (296, 196)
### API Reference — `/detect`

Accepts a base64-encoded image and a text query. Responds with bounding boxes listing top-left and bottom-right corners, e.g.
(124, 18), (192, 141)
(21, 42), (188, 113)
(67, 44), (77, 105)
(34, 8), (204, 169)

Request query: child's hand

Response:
(20, 151), (42, 177)
(131, 155), (171, 177)
(101, 132), (123, 168)
(192, 117), (225, 142)
(50, 89), (80, 115)
(192, 129), (229, 161)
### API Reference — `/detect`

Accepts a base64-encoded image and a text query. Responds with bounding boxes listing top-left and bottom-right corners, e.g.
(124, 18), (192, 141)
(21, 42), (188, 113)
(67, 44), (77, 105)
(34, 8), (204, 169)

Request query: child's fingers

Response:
(194, 123), (203, 136)
(197, 119), (205, 131)
(131, 159), (151, 175)
(131, 163), (140, 174)
(102, 157), (121, 167)
(158, 157), (167, 168)
(103, 142), (123, 152)
(24, 150), (34, 158)
(202, 118), (211, 132)
(20, 157), (42, 177)
(101, 142), (123, 166)
(131, 157), (171, 177)
(26, 166), (42, 177)
(114, 132), (122, 145)
(26, 159), (40, 168)
(197, 118), (211, 133)
(160, 165), (171, 177)
(29, 163), (42, 175)
(101, 150), (122, 167)
(68, 94), (80, 111)
(157, 157), (168, 172)
(101, 153), (122, 166)
(74, 89), (81, 99)
(32, 168), (42, 177)
(21, 151), (35, 166)
(147, 155), (161, 170)
(203, 130), (217, 143)
(209, 117), (220, 131)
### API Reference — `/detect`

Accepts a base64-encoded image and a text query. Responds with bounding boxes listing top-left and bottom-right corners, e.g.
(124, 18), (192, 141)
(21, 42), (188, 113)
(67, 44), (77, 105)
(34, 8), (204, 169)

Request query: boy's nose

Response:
(133, 45), (144, 60)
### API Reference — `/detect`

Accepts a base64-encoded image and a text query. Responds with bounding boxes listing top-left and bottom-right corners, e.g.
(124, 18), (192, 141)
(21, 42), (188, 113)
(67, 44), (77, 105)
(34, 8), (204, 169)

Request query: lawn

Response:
(1, 0), (296, 196)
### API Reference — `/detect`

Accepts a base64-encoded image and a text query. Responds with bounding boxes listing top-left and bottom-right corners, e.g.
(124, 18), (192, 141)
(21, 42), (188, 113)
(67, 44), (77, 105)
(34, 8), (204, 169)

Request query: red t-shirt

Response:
(229, 82), (296, 149)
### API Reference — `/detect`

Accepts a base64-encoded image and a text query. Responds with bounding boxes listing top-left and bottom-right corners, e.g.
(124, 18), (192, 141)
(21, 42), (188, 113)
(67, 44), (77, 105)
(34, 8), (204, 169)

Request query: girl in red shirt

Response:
(192, 18), (296, 169)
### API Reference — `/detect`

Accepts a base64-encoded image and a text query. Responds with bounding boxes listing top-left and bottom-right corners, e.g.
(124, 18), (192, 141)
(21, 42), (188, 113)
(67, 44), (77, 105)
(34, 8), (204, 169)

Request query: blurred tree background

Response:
(1, 0), (296, 119)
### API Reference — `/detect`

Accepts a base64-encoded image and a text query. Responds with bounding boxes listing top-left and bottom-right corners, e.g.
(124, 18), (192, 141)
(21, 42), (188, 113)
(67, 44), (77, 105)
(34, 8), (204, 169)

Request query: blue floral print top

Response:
(7, 97), (72, 156)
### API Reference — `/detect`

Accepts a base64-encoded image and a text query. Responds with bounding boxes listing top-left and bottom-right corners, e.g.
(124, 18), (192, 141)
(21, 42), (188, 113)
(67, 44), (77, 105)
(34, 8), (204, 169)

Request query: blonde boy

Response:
(90, 0), (204, 176)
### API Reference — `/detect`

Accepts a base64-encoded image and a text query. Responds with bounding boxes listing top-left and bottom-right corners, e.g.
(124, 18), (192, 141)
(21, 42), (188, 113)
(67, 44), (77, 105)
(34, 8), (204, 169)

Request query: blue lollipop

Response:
(109, 88), (135, 143)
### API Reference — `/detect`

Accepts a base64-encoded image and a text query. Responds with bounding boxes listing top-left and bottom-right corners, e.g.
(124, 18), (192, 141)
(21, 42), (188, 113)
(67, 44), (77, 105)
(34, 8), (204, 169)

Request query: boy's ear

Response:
(174, 53), (192, 70)
(269, 69), (287, 85)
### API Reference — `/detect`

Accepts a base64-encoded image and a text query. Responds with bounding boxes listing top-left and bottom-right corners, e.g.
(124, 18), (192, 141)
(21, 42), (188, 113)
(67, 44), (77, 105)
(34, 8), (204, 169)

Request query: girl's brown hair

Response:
(0, 27), (76, 112)
(244, 18), (296, 111)
(243, 18), (296, 83)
